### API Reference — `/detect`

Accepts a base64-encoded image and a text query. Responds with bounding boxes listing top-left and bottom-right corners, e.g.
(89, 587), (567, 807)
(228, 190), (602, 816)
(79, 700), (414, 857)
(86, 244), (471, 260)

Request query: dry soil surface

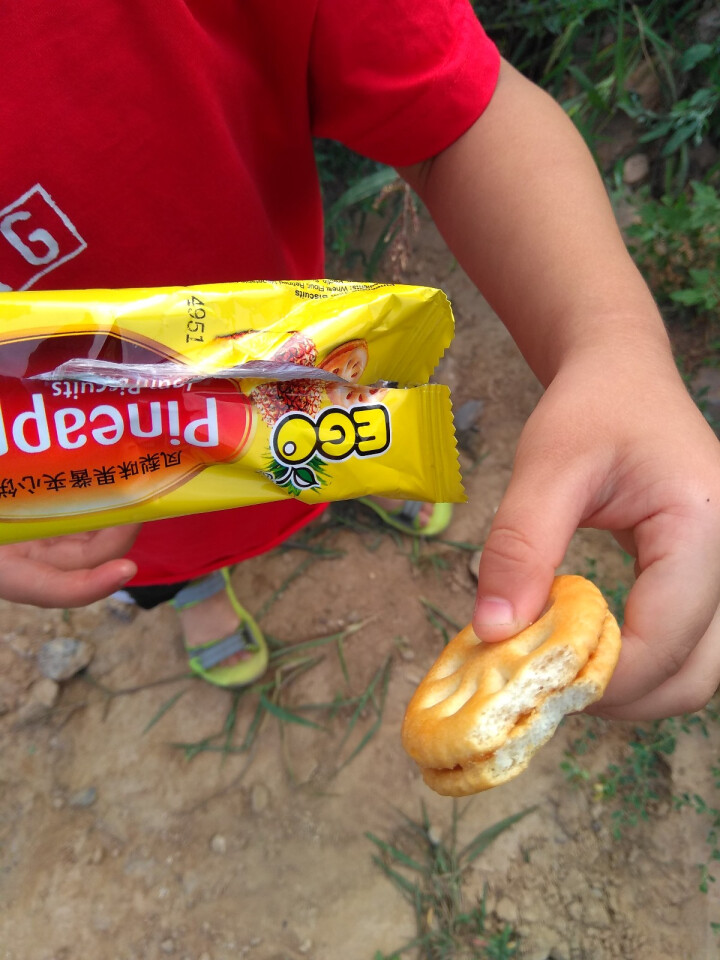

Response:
(1, 220), (719, 960)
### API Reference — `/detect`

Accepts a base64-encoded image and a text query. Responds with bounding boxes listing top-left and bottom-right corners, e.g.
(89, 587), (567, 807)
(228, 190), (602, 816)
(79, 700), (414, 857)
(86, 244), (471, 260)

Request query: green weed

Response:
(624, 179), (720, 325)
(315, 139), (417, 279)
(167, 620), (389, 778)
(370, 801), (535, 959)
(316, 5), (718, 283)
(562, 706), (720, 917)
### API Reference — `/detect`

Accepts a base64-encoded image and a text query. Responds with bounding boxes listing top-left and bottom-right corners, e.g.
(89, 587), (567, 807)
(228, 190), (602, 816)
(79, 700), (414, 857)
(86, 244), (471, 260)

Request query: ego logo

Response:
(267, 404), (390, 494)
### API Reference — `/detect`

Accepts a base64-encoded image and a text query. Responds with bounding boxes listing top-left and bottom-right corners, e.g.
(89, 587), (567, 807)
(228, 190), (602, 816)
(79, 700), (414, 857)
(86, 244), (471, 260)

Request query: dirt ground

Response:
(1, 220), (719, 960)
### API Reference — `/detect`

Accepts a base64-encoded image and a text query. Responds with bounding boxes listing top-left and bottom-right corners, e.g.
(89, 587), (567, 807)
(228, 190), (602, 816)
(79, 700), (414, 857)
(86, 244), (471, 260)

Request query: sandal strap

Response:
(397, 500), (422, 522)
(188, 624), (256, 671)
(171, 569), (226, 610)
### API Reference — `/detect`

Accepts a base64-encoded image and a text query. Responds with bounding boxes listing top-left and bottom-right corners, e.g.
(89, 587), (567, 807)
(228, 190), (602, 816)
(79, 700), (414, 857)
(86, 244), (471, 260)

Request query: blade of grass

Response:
(240, 697), (268, 752)
(142, 688), (188, 735)
(326, 167), (399, 224)
(459, 806), (538, 864)
(220, 691), (245, 764)
(336, 632), (350, 685)
(337, 655), (392, 769)
(255, 554), (315, 621)
(419, 597), (462, 632)
(370, 855), (423, 904)
(366, 833), (427, 873)
(432, 538), (483, 552)
(259, 692), (327, 731)
(269, 618), (373, 662)
(281, 542), (345, 557)
(343, 656), (391, 767)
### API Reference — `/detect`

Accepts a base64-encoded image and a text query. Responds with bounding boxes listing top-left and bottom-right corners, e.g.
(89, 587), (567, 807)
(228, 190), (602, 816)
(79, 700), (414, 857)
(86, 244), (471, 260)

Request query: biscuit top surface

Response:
(401, 575), (611, 770)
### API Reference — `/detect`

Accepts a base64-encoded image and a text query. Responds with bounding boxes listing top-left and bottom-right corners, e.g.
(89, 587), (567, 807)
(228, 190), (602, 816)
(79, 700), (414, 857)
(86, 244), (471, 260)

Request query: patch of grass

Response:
(623, 178), (720, 327)
(562, 703), (720, 929)
(370, 801), (535, 959)
(566, 720), (675, 837)
(316, 139), (418, 279)
(574, 557), (720, 923)
(167, 620), (389, 778)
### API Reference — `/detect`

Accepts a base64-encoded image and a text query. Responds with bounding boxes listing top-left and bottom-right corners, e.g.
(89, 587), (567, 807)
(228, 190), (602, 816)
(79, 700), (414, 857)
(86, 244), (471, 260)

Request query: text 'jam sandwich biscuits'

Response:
(402, 575), (621, 795)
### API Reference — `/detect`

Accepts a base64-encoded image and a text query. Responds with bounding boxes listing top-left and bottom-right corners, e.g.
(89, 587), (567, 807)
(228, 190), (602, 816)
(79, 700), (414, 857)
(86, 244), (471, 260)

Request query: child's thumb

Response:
(472, 475), (581, 642)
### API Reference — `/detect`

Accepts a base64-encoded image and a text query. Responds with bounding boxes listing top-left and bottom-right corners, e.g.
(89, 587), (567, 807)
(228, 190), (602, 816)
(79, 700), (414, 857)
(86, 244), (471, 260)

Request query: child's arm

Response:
(398, 59), (720, 720)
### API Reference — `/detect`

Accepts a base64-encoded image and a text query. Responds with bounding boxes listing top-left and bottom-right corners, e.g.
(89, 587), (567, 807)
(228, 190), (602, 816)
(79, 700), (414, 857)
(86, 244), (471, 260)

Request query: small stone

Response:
(89, 847), (105, 865)
(32, 677), (60, 707)
(105, 593), (138, 622)
(495, 896), (519, 924)
(584, 898), (610, 929)
(250, 783), (269, 814)
(394, 636), (415, 661)
(160, 939), (175, 954)
(567, 900), (583, 921)
(427, 825), (442, 846)
(298, 939), (312, 954)
(68, 786), (97, 808)
(16, 678), (59, 723)
(468, 550), (481, 580)
(454, 399), (484, 432)
(199, 954), (212, 960)
(523, 924), (558, 960)
(0, 679), (19, 715)
(622, 153), (650, 184)
(455, 399), (485, 456)
(38, 636), (94, 682)
(210, 834), (227, 855)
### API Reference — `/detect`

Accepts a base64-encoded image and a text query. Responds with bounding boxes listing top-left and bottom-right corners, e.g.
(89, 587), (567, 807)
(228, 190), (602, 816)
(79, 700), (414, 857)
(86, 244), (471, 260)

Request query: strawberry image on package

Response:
(0, 280), (464, 542)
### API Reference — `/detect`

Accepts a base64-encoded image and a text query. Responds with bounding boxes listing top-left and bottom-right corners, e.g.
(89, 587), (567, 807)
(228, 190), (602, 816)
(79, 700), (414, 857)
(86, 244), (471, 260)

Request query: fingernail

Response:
(118, 564), (135, 585)
(474, 596), (516, 628)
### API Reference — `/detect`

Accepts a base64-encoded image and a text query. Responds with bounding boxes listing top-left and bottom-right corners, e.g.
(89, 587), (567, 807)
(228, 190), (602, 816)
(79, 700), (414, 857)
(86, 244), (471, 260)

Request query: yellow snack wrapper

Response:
(0, 280), (464, 542)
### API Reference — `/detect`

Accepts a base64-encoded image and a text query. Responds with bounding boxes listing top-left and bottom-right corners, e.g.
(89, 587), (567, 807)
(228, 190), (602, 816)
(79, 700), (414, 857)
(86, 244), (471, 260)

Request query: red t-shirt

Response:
(1, 0), (499, 584)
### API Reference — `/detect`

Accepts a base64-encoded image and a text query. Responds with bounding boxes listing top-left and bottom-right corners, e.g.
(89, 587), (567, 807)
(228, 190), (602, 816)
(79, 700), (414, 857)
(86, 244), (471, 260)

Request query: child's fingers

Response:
(0, 556), (137, 608)
(34, 524), (142, 569)
(592, 601), (720, 720)
(593, 513), (720, 714)
(472, 463), (586, 641)
(0, 525), (141, 608)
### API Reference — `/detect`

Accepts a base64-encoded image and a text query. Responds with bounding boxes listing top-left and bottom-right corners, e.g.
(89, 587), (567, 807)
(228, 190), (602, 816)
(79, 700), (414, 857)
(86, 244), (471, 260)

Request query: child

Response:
(1, 1), (718, 719)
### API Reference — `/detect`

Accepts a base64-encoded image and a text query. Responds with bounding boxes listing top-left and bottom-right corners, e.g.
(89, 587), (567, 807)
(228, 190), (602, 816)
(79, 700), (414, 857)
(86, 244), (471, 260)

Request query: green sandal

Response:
(170, 568), (268, 688)
(357, 498), (453, 538)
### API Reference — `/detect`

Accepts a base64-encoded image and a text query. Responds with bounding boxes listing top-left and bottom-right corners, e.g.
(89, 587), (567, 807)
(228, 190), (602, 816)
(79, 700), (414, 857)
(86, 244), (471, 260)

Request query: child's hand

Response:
(472, 348), (720, 720)
(397, 58), (720, 721)
(0, 524), (140, 608)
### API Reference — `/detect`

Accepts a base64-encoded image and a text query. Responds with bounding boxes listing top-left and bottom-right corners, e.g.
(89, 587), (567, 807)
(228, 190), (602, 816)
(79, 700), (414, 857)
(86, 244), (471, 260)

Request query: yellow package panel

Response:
(0, 280), (454, 388)
(0, 382), (463, 544)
